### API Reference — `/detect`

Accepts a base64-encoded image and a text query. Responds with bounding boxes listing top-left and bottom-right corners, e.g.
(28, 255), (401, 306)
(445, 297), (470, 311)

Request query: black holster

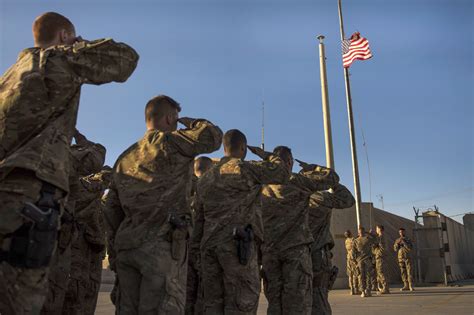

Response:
(168, 213), (190, 261)
(233, 225), (254, 266)
(2, 183), (59, 269)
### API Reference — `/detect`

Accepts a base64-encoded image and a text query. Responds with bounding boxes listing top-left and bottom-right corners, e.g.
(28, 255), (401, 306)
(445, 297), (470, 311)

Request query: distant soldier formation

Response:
(344, 226), (415, 298)
(0, 11), (414, 315)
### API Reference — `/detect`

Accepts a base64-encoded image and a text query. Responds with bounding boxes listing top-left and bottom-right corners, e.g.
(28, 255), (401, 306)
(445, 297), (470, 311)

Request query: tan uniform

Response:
(186, 175), (202, 315)
(194, 155), (289, 314)
(309, 183), (355, 315)
(352, 234), (375, 295)
(344, 237), (359, 294)
(42, 140), (106, 314)
(0, 39), (138, 315)
(261, 173), (328, 314)
(105, 119), (222, 314)
(373, 234), (390, 293)
(394, 237), (413, 289)
(63, 169), (110, 315)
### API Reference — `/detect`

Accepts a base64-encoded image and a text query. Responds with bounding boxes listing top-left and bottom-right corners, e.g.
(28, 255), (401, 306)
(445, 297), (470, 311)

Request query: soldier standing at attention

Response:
(105, 95), (223, 314)
(194, 130), (289, 314)
(186, 156), (214, 315)
(0, 12), (138, 314)
(373, 225), (390, 294)
(344, 231), (360, 295)
(255, 146), (331, 314)
(307, 181), (355, 314)
(394, 228), (414, 291)
(352, 227), (375, 298)
(42, 130), (106, 315)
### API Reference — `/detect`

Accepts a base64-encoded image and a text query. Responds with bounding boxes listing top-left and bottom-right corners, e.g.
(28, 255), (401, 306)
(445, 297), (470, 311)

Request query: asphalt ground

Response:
(95, 280), (474, 315)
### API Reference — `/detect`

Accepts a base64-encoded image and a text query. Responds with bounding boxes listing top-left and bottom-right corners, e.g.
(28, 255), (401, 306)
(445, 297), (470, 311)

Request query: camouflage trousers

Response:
(311, 246), (335, 315)
(186, 249), (203, 315)
(63, 231), (102, 315)
(201, 240), (260, 314)
(0, 170), (63, 315)
(262, 245), (313, 315)
(370, 260), (378, 291)
(357, 258), (374, 293)
(116, 238), (188, 314)
(398, 257), (413, 287)
(375, 257), (389, 293)
(40, 241), (72, 314)
(345, 257), (359, 293)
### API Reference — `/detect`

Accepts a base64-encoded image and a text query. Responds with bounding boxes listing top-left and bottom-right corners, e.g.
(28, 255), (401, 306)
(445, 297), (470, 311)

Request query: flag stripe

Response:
(342, 34), (373, 68)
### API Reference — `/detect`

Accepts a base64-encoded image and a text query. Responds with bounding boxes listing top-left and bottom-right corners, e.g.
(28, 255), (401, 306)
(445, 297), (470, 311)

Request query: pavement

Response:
(95, 278), (474, 315)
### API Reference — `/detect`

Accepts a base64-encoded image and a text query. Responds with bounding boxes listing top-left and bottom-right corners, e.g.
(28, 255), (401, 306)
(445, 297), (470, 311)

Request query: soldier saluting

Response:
(394, 228), (415, 291)
(0, 12), (138, 314)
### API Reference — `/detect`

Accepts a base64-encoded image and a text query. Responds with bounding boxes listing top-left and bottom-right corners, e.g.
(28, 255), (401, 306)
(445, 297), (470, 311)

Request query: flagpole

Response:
(337, 0), (363, 229)
(317, 35), (335, 170)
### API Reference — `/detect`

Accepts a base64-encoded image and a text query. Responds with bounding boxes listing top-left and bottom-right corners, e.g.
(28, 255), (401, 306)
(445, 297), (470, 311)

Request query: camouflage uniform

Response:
(260, 173), (326, 314)
(63, 167), (111, 315)
(187, 175), (202, 315)
(105, 119), (222, 314)
(394, 236), (414, 290)
(0, 39), (138, 314)
(373, 234), (390, 293)
(352, 233), (375, 296)
(344, 237), (359, 295)
(309, 183), (355, 315)
(42, 139), (106, 314)
(194, 155), (289, 314)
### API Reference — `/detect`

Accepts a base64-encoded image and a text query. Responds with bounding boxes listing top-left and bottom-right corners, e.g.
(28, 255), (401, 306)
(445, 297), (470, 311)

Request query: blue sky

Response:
(1, 0), (472, 222)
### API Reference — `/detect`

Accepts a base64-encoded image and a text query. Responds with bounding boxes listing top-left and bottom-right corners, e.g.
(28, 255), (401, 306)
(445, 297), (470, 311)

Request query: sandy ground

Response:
(95, 280), (474, 315)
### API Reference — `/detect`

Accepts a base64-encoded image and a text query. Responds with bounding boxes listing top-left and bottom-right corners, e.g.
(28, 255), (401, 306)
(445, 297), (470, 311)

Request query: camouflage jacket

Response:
(260, 169), (341, 254)
(193, 155), (290, 249)
(352, 233), (376, 261)
(106, 119), (222, 251)
(0, 39), (138, 192)
(345, 237), (356, 261)
(309, 183), (355, 251)
(394, 236), (413, 259)
(373, 234), (388, 259)
(72, 171), (110, 248)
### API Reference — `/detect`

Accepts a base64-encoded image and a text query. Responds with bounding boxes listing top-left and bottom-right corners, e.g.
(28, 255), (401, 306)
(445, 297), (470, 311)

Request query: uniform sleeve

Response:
(245, 154), (290, 185)
(298, 165), (340, 189)
(71, 141), (107, 176)
(291, 173), (335, 192)
(103, 182), (125, 271)
(393, 239), (399, 252)
(309, 184), (355, 209)
(168, 119), (223, 157)
(63, 38), (139, 84)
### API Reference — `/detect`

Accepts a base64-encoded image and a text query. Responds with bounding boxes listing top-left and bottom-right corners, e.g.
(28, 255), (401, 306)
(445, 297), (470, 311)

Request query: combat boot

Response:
(360, 291), (366, 298)
(409, 284), (415, 291)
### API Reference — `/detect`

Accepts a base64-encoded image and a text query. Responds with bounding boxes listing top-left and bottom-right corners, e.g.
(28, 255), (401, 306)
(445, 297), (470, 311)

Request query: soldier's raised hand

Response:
(247, 145), (271, 160)
(178, 117), (195, 128)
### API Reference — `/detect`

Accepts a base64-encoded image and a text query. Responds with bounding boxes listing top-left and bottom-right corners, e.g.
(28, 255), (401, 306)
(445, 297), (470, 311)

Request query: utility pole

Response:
(337, 0), (362, 228)
(377, 194), (384, 209)
(317, 35), (335, 170)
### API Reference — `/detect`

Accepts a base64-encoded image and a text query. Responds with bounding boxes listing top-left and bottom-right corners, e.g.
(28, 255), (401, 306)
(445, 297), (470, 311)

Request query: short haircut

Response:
(399, 227), (406, 231)
(145, 95), (181, 122)
(33, 12), (74, 45)
(344, 230), (352, 237)
(358, 226), (365, 231)
(273, 146), (293, 164)
(376, 225), (384, 231)
(223, 129), (247, 152)
(194, 156), (213, 174)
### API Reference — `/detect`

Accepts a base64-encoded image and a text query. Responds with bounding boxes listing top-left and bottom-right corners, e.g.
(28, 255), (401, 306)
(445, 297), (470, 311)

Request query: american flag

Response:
(342, 32), (373, 68)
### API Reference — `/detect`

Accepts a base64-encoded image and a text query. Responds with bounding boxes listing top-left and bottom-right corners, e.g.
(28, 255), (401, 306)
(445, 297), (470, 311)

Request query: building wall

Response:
(420, 211), (474, 282)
